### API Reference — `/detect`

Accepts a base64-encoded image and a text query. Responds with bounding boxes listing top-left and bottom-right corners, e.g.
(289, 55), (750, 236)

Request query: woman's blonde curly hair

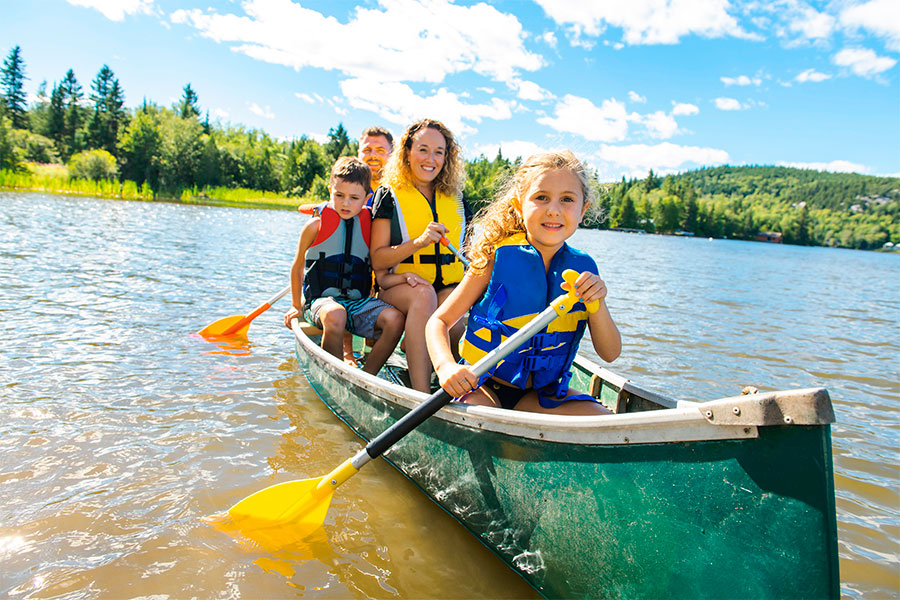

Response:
(382, 118), (465, 198)
(468, 150), (595, 274)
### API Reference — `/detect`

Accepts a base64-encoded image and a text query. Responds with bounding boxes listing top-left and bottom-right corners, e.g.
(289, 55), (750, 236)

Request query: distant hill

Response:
(596, 165), (900, 250)
(679, 165), (900, 213)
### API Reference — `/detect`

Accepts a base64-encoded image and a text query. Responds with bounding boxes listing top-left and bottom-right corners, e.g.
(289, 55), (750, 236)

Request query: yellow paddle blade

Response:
(205, 479), (332, 552)
(197, 315), (251, 338)
(228, 477), (333, 527)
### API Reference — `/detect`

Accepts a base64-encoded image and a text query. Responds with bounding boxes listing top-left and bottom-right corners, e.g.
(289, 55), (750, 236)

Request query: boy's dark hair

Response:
(330, 156), (371, 191)
(360, 126), (394, 148)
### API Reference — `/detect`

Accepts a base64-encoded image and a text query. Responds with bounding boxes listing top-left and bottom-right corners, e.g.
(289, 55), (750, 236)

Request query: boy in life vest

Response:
(284, 157), (404, 375)
(425, 151), (621, 415)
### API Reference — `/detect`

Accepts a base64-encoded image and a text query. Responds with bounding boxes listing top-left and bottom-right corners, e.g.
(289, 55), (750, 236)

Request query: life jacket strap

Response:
(400, 253), (457, 265)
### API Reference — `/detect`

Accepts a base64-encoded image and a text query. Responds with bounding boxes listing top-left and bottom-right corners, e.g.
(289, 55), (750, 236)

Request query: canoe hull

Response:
(294, 331), (839, 599)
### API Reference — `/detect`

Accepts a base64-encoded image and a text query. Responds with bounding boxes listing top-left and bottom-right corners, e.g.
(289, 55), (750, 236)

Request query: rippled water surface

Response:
(1, 193), (897, 598)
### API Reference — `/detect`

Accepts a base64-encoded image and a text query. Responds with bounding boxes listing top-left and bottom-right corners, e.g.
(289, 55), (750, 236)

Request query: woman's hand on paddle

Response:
(573, 272), (608, 305)
(436, 362), (479, 398)
(414, 222), (448, 248)
(284, 307), (301, 329)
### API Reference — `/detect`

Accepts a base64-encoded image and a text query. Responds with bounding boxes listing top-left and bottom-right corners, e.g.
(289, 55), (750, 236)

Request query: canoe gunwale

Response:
(291, 320), (833, 445)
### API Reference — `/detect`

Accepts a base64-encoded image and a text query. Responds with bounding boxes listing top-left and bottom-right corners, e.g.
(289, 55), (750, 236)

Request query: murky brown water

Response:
(1, 192), (897, 598)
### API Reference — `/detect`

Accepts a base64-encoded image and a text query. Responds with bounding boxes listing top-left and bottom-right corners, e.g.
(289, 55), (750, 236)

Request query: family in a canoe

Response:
(284, 119), (621, 416)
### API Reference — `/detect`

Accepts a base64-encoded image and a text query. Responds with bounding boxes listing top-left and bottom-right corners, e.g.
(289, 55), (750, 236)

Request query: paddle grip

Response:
(440, 236), (471, 269)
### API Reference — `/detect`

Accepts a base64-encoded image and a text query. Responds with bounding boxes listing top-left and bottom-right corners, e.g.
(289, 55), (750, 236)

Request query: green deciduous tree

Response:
(118, 106), (162, 190)
(0, 115), (22, 171)
(68, 148), (117, 180)
(9, 129), (58, 163)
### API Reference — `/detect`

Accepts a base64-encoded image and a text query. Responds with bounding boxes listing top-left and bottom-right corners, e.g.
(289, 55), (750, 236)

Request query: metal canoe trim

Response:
(698, 388), (835, 426)
(292, 321), (762, 445)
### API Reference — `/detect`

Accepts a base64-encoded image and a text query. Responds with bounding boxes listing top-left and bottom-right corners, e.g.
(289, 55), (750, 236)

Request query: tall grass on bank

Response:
(0, 164), (308, 211)
(177, 186), (300, 210)
(0, 167), (154, 200)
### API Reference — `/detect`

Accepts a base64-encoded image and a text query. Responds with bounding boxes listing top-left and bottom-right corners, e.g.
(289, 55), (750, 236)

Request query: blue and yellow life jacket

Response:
(303, 205), (372, 306)
(390, 184), (467, 286)
(460, 233), (598, 402)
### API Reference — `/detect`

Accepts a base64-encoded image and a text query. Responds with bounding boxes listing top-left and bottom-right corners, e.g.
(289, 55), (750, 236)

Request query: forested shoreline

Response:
(2, 45), (898, 250)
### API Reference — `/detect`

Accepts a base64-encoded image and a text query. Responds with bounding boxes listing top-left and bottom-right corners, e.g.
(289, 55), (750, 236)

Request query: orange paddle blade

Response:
(197, 315), (251, 338)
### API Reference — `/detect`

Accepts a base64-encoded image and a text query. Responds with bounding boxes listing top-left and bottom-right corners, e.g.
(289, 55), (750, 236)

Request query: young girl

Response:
(425, 151), (621, 415)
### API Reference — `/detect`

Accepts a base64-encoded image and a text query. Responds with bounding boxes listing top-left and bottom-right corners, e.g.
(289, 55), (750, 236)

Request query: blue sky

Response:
(3, 0), (898, 180)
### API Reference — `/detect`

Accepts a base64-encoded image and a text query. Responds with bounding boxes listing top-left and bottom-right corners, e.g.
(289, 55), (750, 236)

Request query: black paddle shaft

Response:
(365, 389), (453, 458)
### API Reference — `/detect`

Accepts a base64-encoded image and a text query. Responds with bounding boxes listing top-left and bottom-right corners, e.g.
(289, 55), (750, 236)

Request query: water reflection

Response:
(1, 193), (897, 598)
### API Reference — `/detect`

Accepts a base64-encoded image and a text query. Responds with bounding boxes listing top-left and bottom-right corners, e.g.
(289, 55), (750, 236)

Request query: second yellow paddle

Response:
(197, 285), (291, 337)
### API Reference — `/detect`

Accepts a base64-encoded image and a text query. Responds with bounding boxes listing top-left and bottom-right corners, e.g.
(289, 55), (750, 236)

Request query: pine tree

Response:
(87, 65), (125, 155)
(59, 69), (83, 158)
(178, 83), (200, 119)
(324, 122), (351, 161)
(46, 82), (66, 147)
(1, 46), (28, 129)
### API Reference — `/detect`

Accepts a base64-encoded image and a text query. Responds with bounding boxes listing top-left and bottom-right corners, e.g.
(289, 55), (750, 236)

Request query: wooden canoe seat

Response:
(298, 321), (323, 336)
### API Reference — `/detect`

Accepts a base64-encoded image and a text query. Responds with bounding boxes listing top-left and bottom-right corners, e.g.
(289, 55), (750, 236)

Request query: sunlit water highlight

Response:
(1, 193), (897, 598)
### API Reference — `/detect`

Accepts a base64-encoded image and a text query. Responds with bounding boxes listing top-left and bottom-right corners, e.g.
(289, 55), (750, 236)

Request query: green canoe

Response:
(291, 323), (839, 599)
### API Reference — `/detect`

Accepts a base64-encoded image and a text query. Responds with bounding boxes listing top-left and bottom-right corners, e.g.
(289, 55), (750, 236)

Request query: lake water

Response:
(1, 192), (897, 598)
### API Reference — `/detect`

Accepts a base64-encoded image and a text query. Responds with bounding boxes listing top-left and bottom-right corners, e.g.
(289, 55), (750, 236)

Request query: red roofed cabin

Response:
(754, 232), (783, 243)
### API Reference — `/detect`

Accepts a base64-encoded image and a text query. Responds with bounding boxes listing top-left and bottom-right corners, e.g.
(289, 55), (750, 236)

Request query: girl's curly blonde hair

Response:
(382, 118), (465, 198)
(468, 150), (595, 274)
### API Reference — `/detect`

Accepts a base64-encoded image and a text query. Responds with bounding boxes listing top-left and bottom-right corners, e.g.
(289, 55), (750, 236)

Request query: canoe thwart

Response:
(589, 373), (630, 413)
(699, 387), (834, 426)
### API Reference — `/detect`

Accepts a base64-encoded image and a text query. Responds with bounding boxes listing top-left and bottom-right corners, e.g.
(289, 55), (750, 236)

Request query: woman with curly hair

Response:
(370, 118), (472, 392)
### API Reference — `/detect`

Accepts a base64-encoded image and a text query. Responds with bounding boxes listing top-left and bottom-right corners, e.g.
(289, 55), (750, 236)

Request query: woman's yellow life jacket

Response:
(391, 184), (467, 286)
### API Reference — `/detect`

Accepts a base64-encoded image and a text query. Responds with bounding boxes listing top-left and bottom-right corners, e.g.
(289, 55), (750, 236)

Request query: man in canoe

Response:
(284, 157), (405, 375)
(357, 125), (393, 198)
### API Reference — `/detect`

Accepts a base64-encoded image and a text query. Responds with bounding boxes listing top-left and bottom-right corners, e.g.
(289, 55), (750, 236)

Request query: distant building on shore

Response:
(755, 231), (783, 244)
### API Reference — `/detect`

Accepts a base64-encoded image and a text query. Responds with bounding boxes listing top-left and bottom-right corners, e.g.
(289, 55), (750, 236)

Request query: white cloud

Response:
(295, 92), (323, 104)
(212, 108), (229, 120)
(642, 111), (679, 139)
(628, 90), (647, 103)
(532, 0), (755, 45)
(672, 102), (699, 115)
(788, 6), (836, 40)
(247, 102), (275, 119)
(714, 97), (745, 110)
(778, 160), (868, 174)
(833, 47), (897, 77)
(513, 79), (555, 101)
(469, 140), (552, 161)
(339, 78), (513, 135)
(540, 31), (558, 48)
(171, 0), (542, 84)
(721, 75), (761, 86)
(537, 95), (634, 142)
(840, 0), (900, 52)
(593, 142), (729, 174)
(66, 0), (154, 21)
(795, 68), (831, 83)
